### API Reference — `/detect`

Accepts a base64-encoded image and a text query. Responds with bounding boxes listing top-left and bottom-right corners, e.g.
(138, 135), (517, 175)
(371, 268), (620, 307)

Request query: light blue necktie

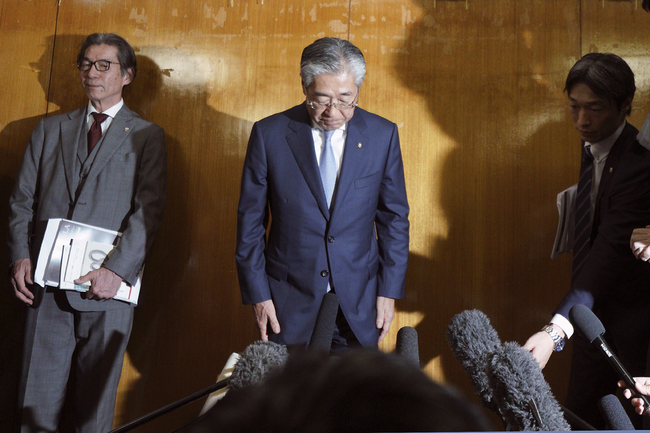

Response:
(319, 129), (337, 207)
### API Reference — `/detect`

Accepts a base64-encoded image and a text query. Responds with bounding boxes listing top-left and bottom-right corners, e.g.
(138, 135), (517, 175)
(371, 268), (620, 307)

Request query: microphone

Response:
(109, 341), (288, 433)
(487, 341), (571, 431)
(446, 309), (501, 412)
(229, 340), (289, 390)
(395, 326), (419, 367)
(308, 292), (339, 351)
(598, 394), (635, 430)
(569, 304), (650, 416)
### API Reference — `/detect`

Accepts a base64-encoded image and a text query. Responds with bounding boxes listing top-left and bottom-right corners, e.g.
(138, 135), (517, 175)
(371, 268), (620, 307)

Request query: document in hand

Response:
(551, 184), (577, 259)
(34, 218), (141, 305)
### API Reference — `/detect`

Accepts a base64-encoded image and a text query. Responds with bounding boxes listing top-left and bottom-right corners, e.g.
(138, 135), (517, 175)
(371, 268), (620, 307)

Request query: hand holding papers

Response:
(34, 219), (141, 305)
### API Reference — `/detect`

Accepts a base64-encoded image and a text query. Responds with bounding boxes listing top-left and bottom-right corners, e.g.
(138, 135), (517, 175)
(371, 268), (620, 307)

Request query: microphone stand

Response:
(108, 378), (229, 433)
(559, 403), (596, 430)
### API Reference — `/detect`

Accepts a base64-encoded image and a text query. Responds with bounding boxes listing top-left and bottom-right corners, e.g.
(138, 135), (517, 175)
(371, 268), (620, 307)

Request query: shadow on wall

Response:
(116, 47), (254, 432)
(0, 33), (86, 431)
(392, 0), (578, 412)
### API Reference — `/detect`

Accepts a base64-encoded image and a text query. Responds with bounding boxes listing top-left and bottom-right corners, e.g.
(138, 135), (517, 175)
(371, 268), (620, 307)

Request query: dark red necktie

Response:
(88, 112), (109, 153)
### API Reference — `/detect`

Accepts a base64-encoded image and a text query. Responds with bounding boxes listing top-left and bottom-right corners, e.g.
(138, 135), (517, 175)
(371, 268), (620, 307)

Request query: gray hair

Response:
(300, 38), (366, 89)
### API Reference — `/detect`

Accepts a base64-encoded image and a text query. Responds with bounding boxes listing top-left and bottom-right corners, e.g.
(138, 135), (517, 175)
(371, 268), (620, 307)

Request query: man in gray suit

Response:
(8, 33), (166, 432)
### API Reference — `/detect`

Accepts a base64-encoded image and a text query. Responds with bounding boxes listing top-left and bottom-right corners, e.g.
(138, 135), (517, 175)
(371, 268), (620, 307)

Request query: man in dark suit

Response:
(236, 37), (409, 350)
(524, 53), (650, 428)
(8, 33), (166, 432)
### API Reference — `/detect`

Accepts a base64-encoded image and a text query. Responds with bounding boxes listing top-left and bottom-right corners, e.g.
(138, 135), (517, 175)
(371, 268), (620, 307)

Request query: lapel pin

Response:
(358, 143), (362, 148)
(124, 127), (130, 132)
(609, 167), (613, 173)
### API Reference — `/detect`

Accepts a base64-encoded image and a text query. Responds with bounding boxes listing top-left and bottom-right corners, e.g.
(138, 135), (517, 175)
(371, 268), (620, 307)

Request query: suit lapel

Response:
(286, 105), (331, 218)
(596, 123), (630, 202)
(593, 123), (633, 233)
(60, 108), (86, 203)
(77, 106), (135, 201)
(330, 111), (368, 216)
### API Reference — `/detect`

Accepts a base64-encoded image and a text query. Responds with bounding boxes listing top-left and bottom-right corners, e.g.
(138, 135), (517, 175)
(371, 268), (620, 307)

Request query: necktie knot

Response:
(583, 145), (594, 161)
(91, 112), (109, 125)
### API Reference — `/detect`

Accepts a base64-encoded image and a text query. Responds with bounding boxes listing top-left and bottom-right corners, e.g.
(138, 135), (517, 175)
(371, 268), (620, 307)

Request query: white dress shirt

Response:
(86, 99), (124, 135)
(311, 122), (347, 180)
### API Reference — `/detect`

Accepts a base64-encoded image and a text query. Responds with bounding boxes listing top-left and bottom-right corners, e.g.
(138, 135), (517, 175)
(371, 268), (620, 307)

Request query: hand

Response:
(252, 299), (281, 341)
(631, 226), (650, 261)
(10, 258), (34, 305)
(74, 267), (122, 300)
(376, 296), (395, 343)
(523, 325), (565, 369)
(619, 378), (650, 415)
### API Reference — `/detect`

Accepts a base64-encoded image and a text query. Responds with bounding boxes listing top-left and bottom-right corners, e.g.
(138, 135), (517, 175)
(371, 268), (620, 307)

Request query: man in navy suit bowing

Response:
(524, 53), (650, 429)
(236, 37), (409, 351)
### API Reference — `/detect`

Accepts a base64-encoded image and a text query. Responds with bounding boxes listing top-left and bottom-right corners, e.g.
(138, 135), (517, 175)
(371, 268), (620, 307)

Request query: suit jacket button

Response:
(321, 270), (329, 277)
(328, 236), (335, 243)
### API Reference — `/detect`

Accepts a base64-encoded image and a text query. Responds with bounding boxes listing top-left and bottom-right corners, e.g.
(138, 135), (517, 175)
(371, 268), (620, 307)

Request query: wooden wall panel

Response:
(4, 0), (650, 431)
(581, 0), (650, 128)
(0, 0), (58, 428)
(352, 0), (582, 409)
(47, 1), (355, 430)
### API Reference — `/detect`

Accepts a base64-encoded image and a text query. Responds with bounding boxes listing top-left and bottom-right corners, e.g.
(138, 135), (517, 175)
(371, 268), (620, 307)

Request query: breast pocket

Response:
(354, 171), (382, 189)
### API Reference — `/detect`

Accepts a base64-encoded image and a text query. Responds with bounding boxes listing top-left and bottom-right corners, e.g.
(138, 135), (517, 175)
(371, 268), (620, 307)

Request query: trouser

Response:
(18, 288), (134, 433)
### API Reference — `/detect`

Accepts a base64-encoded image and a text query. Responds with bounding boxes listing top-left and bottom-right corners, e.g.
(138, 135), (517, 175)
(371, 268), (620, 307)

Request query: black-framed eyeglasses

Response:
(77, 59), (120, 72)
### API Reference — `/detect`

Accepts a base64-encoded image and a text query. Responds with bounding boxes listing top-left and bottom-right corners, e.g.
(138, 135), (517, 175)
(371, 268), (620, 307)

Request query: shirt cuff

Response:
(551, 314), (574, 339)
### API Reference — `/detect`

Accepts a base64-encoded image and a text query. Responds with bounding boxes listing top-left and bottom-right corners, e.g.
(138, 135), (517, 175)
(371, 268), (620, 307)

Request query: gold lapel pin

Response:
(609, 167), (613, 173)
(124, 127), (130, 132)
(358, 143), (362, 148)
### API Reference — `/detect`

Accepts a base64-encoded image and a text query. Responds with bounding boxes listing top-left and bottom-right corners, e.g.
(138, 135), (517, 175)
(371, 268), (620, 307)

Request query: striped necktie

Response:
(572, 145), (594, 283)
(319, 129), (336, 208)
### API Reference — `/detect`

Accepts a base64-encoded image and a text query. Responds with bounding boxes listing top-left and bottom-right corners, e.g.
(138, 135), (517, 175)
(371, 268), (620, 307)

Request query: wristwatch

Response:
(543, 325), (565, 352)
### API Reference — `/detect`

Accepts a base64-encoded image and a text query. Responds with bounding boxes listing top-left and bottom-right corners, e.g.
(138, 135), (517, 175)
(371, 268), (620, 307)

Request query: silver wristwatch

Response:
(543, 325), (565, 352)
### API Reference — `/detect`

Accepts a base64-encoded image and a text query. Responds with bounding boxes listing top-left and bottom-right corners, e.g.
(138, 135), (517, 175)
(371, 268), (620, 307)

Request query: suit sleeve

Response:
(103, 124), (167, 285)
(8, 119), (46, 263)
(554, 146), (650, 317)
(235, 122), (272, 305)
(375, 123), (410, 299)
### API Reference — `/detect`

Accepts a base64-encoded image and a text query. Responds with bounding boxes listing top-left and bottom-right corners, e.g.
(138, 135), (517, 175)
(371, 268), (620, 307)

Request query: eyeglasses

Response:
(306, 96), (358, 112)
(77, 59), (120, 72)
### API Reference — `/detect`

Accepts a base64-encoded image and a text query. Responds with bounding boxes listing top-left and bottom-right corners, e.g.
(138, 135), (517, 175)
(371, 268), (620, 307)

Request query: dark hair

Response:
(76, 33), (137, 79)
(565, 52), (635, 115)
(300, 37), (366, 88)
(644, 0), (650, 12)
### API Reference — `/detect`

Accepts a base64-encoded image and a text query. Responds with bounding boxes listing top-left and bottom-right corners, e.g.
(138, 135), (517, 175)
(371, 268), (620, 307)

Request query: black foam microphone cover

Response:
(446, 309), (501, 412)
(598, 394), (635, 430)
(395, 326), (419, 367)
(569, 304), (605, 343)
(308, 292), (339, 351)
